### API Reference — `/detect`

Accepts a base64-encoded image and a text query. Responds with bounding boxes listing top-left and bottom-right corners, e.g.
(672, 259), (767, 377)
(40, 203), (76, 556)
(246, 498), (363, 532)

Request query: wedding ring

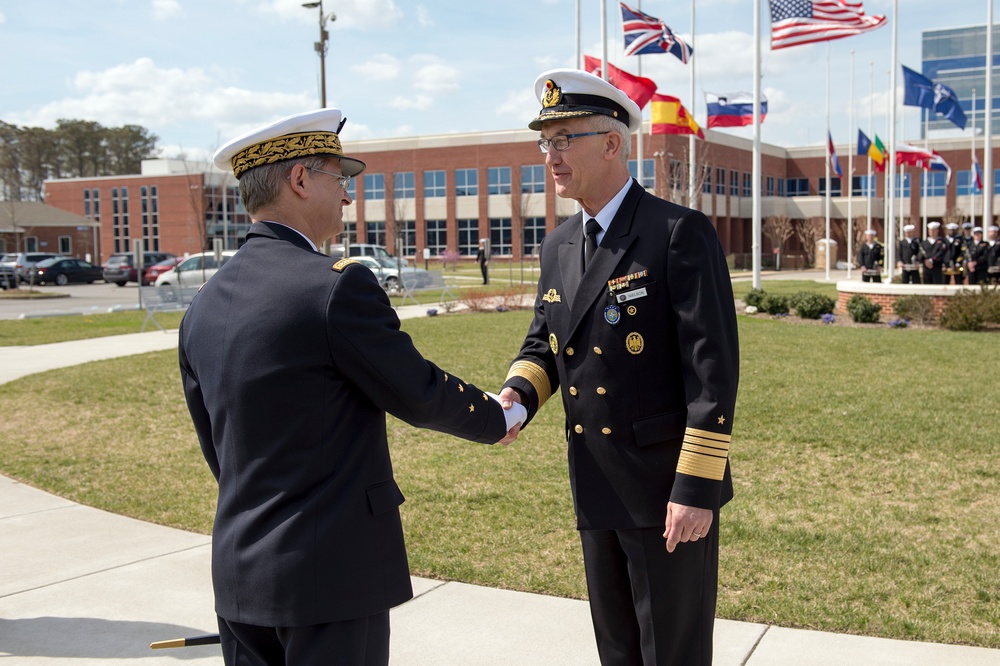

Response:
(693, 532), (702, 537)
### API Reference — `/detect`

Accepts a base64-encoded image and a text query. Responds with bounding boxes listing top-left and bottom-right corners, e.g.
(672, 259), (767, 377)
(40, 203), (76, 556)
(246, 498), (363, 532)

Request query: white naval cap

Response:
(864, 229), (876, 235)
(213, 108), (366, 180)
(903, 224), (916, 231)
(989, 225), (1000, 232)
(973, 226), (983, 233)
(529, 68), (643, 133)
(928, 222), (941, 229)
(945, 222), (959, 230)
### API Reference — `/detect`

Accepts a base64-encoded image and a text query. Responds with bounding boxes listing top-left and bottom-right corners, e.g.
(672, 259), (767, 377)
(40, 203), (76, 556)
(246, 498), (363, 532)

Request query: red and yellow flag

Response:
(650, 94), (704, 139)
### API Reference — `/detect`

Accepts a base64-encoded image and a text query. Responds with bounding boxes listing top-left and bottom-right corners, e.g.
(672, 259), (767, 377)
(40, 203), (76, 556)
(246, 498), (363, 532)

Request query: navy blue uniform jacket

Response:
(179, 222), (507, 627)
(504, 181), (739, 530)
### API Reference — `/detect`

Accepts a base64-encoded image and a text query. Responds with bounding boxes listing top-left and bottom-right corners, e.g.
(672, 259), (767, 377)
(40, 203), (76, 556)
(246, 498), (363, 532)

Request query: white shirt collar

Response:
(582, 177), (633, 245)
(263, 221), (318, 252)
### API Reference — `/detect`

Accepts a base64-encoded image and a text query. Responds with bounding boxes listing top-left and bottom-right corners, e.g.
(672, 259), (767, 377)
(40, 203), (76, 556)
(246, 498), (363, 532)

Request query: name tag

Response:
(617, 287), (647, 303)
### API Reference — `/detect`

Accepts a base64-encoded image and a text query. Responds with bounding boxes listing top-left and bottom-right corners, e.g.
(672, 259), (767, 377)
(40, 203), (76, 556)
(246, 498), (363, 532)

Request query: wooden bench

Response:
(139, 285), (201, 332)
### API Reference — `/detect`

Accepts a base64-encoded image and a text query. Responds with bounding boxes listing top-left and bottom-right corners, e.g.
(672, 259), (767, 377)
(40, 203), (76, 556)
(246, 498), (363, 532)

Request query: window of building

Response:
(628, 158), (655, 189)
(715, 167), (725, 195)
(924, 171), (948, 197)
(669, 160), (685, 192)
(424, 170), (446, 198)
(91, 189), (100, 222)
(766, 176), (775, 196)
(399, 220), (417, 256)
(729, 170), (740, 196)
(455, 168), (478, 196)
(955, 170), (981, 196)
(141, 185), (150, 249)
(522, 217), (546, 255)
(111, 187), (121, 253)
(457, 219), (479, 255)
(784, 178), (809, 196)
(425, 220), (447, 256)
(487, 167), (511, 195)
(366, 221), (386, 246)
(83, 190), (91, 218)
(521, 165), (546, 194)
(394, 172), (414, 198)
(742, 173), (752, 198)
(346, 178), (356, 200)
(895, 173), (911, 198)
(58, 236), (71, 254)
(852, 175), (875, 196)
(702, 166), (712, 194)
(341, 222), (357, 245)
(364, 173), (385, 200)
(150, 186), (159, 251)
(993, 169), (1000, 194)
(25, 236), (38, 252)
(489, 218), (512, 254)
(818, 177), (842, 196)
(777, 178), (785, 197)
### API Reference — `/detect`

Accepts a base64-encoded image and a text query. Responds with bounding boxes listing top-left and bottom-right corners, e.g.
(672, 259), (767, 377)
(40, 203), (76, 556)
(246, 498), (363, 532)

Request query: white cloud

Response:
(352, 54), (400, 82)
(249, 0), (403, 29)
(0, 11), (6, 24)
(152, 0), (184, 20)
(390, 95), (434, 111)
(412, 56), (459, 95)
(416, 5), (433, 27)
(496, 88), (537, 122)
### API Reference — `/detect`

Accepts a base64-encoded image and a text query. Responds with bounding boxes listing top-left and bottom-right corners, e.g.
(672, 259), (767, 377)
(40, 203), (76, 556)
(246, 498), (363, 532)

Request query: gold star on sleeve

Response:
(718, 415), (726, 425)
(458, 384), (464, 393)
(469, 404), (475, 413)
(482, 392), (488, 401)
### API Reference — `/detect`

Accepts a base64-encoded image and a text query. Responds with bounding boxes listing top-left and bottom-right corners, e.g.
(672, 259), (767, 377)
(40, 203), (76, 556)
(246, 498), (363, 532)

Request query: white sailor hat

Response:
(989, 225), (1000, 232)
(973, 226), (983, 233)
(213, 108), (366, 180)
(962, 222), (973, 229)
(529, 69), (642, 133)
(864, 229), (876, 235)
(945, 222), (959, 230)
(903, 224), (916, 231)
(928, 221), (941, 229)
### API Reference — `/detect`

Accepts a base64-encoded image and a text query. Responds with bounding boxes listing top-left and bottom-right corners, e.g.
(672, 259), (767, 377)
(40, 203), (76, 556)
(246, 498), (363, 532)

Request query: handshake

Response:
(487, 389), (526, 446)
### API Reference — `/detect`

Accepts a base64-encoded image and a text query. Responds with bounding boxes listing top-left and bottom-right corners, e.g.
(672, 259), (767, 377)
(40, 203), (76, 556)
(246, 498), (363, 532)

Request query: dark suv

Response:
(103, 252), (176, 286)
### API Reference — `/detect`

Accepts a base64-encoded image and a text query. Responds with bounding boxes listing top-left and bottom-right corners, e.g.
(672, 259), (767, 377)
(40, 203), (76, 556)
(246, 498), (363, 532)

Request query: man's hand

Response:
(498, 423), (520, 446)
(493, 388), (525, 447)
(663, 502), (713, 553)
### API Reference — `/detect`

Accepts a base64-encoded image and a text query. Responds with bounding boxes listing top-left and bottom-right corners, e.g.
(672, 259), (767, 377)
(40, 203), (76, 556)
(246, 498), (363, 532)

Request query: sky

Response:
(0, 0), (994, 163)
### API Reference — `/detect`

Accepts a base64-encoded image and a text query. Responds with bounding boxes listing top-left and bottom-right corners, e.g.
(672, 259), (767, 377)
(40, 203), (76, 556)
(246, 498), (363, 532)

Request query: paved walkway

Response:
(2, 300), (999, 664)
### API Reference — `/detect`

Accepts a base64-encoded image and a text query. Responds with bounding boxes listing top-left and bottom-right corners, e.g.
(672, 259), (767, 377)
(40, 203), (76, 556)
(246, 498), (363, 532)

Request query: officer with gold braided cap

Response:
(180, 109), (523, 665)
(500, 70), (739, 666)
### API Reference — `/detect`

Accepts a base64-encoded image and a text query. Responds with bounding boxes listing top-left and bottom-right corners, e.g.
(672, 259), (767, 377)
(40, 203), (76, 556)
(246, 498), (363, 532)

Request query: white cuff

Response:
(487, 392), (527, 431)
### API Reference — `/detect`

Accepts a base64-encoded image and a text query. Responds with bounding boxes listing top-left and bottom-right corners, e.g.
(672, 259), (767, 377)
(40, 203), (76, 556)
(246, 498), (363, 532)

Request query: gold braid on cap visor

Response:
(231, 131), (345, 178)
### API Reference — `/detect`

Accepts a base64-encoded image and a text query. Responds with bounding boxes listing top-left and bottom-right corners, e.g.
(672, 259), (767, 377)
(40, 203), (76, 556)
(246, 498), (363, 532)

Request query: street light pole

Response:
(302, 1), (334, 107)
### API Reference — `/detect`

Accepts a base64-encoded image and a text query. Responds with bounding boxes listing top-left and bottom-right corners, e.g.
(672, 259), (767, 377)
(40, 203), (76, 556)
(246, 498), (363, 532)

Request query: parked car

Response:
(0, 253), (16, 289)
(330, 243), (409, 266)
(103, 251), (176, 286)
(143, 256), (185, 284)
(27, 257), (104, 285)
(11, 252), (62, 283)
(352, 255), (432, 293)
(154, 250), (237, 288)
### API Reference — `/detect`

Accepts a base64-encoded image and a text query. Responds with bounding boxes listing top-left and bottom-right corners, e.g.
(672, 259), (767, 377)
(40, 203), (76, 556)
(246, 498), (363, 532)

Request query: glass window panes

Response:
(364, 173), (385, 200)
(818, 177), (842, 196)
(742, 173), (752, 198)
(520, 165), (546, 194)
(425, 220), (447, 255)
(394, 172), (414, 198)
(457, 219), (479, 255)
(455, 168), (478, 196)
(366, 221), (386, 245)
(894, 173), (911, 198)
(729, 171), (739, 196)
(487, 167), (511, 195)
(628, 158), (655, 189)
(522, 217), (546, 255)
(702, 166), (712, 194)
(399, 220), (416, 256)
(715, 168), (725, 195)
(784, 178), (809, 196)
(424, 170), (446, 198)
(925, 171), (948, 196)
(489, 218), (512, 254)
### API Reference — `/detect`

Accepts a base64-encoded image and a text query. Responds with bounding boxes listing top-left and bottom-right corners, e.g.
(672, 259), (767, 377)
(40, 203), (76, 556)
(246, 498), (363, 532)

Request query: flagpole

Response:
(752, 0), (762, 289)
(688, 0), (697, 207)
(983, 0), (994, 230)
(848, 50), (855, 281)
(576, 0), (582, 69)
(636, 0), (645, 192)
(886, 0), (899, 281)
(601, 0), (608, 81)
(825, 42), (832, 281)
(868, 60), (874, 253)
(972, 88), (978, 228)
(922, 108), (928, 235)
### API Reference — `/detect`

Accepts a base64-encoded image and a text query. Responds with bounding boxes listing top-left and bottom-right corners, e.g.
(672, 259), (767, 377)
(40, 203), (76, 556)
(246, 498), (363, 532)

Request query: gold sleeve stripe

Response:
(683, 434), (731, 452)
(682, 441), (730, 458)
(677, 450), (728, 480)
(684, 427), (731, 443)
(505, 360), (552, 407)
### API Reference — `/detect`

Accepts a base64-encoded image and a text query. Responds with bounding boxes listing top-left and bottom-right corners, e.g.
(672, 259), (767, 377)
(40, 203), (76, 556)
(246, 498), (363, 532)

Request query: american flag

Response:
(620, 2), (692, 63)
(768, 0), (886, 50)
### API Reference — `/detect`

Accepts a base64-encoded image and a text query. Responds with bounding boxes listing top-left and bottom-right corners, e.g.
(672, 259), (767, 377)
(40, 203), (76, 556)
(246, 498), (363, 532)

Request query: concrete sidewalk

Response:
(3, 321), (999, 664)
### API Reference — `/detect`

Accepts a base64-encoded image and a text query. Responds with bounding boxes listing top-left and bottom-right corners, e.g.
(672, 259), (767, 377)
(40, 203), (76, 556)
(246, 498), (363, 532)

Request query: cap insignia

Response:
(232, 131), (345, 179)
(542, 80), (562, 109)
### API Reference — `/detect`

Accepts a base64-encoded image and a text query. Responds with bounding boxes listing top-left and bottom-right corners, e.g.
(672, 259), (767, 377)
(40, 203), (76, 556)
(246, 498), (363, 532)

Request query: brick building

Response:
(0, 202), (98, 260)
(41, 128), (1000, 268)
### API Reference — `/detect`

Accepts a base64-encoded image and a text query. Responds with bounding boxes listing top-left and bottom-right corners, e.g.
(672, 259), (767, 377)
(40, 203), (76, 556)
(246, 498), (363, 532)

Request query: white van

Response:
(154, 250), (237, 287)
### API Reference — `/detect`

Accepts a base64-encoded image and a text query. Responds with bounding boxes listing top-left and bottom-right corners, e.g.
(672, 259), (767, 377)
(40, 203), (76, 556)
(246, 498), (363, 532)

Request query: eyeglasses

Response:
(307, 167), (351, 190)
(537, 131), (610, 154)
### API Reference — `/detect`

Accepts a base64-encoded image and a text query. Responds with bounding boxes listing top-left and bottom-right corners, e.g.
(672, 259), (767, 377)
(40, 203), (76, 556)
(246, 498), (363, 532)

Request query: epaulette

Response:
(331, 258), (359, 272)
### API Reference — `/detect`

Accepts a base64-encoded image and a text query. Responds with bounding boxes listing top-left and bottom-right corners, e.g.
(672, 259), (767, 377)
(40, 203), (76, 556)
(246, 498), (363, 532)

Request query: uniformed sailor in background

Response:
(179, 109), (523, 666)
(897, 224), (922, 284)
(499, 69), (739, 666)
(987, 225), (1000, 284)
(965, 226), (989, 285)
(857, 229), (884, 283)
(922, 221), (947, 285)
(943, 222), (963, 284)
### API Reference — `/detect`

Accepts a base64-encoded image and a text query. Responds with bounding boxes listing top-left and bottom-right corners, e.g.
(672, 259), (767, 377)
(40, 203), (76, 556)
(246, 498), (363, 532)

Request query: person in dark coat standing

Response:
(857, 229), (884, 282)
(965, 226), (990, 285)
(987, 225), (1000, 284)
(921, 221), (947, 284)
(476, 237), (489, 284)
(499, 70), (739, 666)
(897, 224), (922, 284)
(178, 109), (524, 666)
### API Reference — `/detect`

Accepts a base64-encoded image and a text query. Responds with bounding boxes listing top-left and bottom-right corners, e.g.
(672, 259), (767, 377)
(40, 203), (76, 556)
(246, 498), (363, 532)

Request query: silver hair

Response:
(587, 114), (631, 163)
(238, 155), (331, 214)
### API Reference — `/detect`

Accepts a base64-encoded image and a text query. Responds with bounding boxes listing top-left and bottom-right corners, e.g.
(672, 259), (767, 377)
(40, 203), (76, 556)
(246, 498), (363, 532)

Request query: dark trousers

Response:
(479, 261), (488, 284)
(580, 521), (719, 666)
(218, 611), (390, 666)
(901, 270), (921, 284)
(923, 264), (943, 285)
(861, 272), (882, 283)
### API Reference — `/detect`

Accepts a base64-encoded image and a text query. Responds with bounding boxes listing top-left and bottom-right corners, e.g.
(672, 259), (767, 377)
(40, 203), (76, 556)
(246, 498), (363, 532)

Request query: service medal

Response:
(549, 333), (559, 355)
(603, 305), (621, 325)
(625, 332), (644, 355)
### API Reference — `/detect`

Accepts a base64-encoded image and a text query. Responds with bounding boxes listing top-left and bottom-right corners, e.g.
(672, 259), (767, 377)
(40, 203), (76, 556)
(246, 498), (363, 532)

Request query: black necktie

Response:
(584, 218), (601, 270)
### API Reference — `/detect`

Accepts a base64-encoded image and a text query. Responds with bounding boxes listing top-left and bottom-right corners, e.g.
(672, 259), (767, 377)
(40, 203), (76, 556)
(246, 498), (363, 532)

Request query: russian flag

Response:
(973, 153), (984, 193)
(705, 92), (767, 128)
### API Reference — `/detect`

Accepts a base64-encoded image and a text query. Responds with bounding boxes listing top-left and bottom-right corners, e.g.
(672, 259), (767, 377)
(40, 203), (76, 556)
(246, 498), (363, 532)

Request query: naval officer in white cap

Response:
(179, 109), (523, 665)
(500, 69), (739, 666)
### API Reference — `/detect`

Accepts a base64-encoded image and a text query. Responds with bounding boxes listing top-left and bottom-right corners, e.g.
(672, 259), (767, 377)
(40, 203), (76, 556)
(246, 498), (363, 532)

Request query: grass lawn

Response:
(0, 310), (997, 648)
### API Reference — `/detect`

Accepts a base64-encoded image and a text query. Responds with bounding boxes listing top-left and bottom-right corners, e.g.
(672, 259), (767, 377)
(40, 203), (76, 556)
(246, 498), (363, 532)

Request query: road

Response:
(0, 282), (145, 321)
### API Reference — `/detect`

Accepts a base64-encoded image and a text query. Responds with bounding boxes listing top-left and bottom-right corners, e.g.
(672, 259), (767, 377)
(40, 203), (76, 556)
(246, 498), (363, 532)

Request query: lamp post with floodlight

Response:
(302, 1), (335, 107)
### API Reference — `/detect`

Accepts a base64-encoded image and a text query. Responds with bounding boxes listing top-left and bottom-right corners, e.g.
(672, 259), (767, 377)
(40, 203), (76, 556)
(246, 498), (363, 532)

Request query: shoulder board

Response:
(332, 258), (359, 272)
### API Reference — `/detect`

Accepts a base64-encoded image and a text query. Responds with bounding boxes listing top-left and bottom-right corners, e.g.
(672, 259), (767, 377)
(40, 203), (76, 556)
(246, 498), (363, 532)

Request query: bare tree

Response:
(795, 217), (825, 267)
(763, 215), (794, 270)
(653, 141), (711, 208)
(942, 206), (967, 228)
